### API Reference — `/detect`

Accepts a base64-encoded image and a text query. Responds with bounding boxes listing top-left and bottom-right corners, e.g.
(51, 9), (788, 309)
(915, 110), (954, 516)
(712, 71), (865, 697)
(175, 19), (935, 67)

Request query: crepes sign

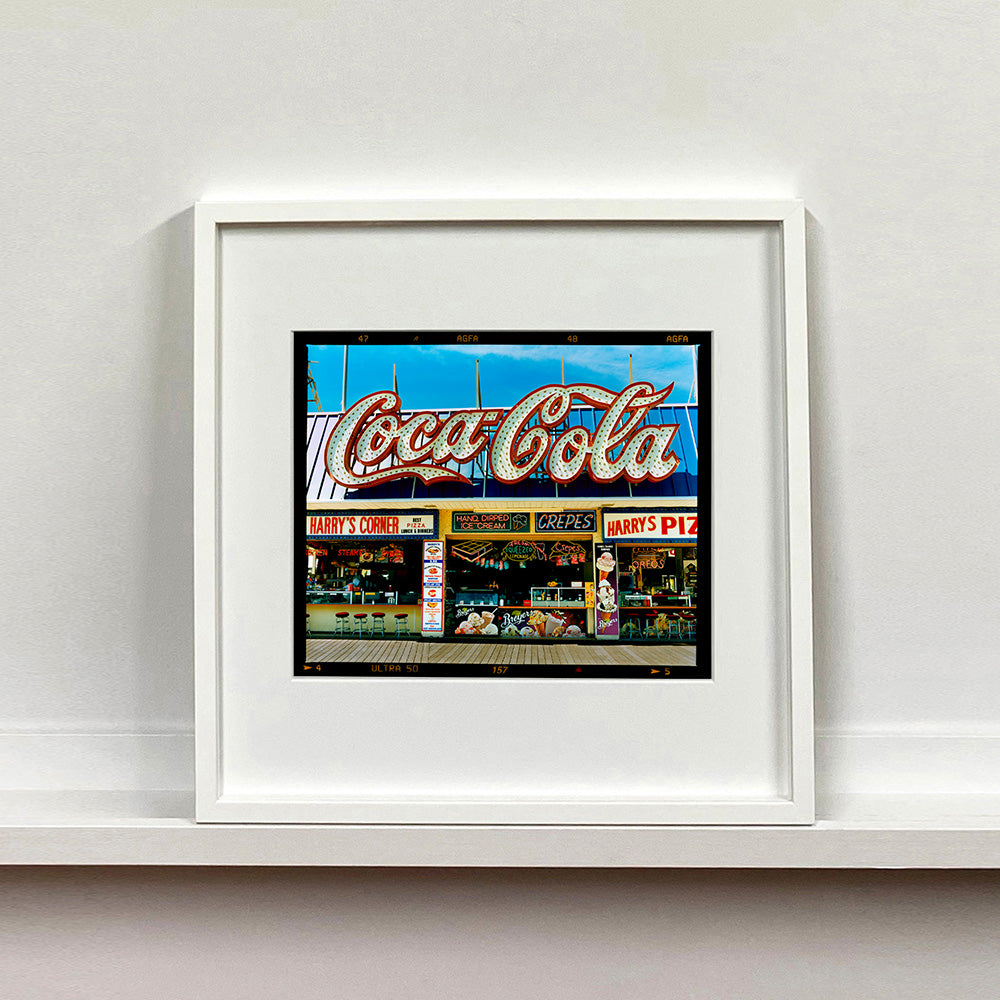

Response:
(323, 383), (681, 488)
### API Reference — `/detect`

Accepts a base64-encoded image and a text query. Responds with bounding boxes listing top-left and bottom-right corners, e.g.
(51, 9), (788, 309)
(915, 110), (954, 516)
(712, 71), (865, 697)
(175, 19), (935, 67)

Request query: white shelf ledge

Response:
(3, 791), (1000, 867)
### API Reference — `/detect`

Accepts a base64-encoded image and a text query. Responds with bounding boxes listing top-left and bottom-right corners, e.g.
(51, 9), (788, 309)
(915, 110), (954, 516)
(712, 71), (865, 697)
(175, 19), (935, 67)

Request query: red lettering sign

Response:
(661, 515), (697, 538)
(324, 383), (680, 488)
(603, 513), (697, 539)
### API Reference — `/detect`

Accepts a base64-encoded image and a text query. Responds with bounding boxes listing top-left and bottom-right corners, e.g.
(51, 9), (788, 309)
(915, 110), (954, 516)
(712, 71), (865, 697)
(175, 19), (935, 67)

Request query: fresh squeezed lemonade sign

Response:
(324, 382), (681, 488)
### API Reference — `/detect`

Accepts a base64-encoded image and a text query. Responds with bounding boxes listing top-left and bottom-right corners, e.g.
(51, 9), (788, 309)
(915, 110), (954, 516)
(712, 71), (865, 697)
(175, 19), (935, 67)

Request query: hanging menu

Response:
(421, 540), (445, 633)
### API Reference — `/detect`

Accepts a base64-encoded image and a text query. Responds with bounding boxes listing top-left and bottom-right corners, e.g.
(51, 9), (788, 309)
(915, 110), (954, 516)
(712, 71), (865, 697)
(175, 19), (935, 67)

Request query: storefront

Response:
(305, 373), (701, 646)
(305, 503), (698, 643)
(447, 515), (594, 639)
(305, 510), (436, 635)
(438, 506), (697, 643)
(594, 508), (699, 642)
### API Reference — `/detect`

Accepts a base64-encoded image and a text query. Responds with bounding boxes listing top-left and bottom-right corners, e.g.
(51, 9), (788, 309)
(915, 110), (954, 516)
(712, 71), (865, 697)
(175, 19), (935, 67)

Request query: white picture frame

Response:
(194, 199), (813, 826)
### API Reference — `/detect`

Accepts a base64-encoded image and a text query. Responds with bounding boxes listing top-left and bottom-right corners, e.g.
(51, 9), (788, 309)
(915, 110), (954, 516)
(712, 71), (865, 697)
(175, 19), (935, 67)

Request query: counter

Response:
(306, 602), (420, 634)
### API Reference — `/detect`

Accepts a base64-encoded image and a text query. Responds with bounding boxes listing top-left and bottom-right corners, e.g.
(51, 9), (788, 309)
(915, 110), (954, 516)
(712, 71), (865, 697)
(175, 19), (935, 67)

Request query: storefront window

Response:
(616, 545), (697, 600)
(306, 540), (422, 605)
(614, 544), (697, 642)
(446, 539), (591, 639)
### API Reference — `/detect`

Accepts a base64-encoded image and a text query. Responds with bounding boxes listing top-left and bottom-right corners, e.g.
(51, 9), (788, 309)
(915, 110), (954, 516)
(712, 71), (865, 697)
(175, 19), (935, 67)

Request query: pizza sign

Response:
(602, 510), (698, 542)
(305, 512), (436, 538)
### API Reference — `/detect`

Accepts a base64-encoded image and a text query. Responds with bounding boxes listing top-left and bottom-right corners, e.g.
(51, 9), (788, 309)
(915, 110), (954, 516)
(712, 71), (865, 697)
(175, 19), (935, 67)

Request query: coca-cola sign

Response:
(324, 382), (681, 488)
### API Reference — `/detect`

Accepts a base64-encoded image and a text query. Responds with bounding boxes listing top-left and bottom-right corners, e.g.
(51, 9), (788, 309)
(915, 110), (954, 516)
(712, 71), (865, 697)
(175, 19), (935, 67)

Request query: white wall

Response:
(2, 1), (998, 995)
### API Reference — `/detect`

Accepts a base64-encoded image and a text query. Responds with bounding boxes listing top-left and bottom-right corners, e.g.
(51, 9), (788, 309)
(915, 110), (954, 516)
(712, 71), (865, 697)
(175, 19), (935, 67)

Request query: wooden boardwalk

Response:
(305, 637), (696, 667)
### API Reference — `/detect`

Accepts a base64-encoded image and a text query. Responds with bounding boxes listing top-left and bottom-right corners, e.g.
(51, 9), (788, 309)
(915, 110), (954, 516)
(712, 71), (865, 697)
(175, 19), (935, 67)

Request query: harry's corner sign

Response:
(306, 511), (437, 538)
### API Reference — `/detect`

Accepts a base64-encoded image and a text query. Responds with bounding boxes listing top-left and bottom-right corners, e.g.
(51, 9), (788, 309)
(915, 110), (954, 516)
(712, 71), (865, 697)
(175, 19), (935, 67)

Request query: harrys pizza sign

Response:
(602, 509), (698, 542)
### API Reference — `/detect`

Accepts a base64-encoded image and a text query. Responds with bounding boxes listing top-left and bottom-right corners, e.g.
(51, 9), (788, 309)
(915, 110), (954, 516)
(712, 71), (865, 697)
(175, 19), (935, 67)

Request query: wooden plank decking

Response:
(305, 637), (696, 666)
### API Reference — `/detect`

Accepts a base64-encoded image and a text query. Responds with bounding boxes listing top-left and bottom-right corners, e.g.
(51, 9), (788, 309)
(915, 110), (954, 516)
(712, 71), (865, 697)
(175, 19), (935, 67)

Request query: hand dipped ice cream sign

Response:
(324, 382), (681, 488)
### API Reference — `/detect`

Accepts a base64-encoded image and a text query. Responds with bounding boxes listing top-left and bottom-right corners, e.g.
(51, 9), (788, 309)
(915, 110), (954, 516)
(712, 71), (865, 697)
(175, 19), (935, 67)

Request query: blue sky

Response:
(308, 343), (698, 412)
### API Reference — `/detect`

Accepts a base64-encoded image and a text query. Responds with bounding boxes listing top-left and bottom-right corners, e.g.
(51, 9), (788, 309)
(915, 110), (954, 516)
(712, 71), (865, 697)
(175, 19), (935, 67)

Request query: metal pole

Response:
(341, 345), (348, 412)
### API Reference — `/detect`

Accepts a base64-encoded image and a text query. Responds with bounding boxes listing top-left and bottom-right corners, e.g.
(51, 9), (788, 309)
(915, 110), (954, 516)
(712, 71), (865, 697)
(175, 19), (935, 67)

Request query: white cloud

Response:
(431, 342), (695, 387)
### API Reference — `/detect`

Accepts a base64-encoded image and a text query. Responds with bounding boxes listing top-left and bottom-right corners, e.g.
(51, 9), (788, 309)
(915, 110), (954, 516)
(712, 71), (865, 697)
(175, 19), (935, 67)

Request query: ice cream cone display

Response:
(525, 609), (551, 635)
(544, 613), (566, 637)
(453, 602), (585, 641)
(593, 544), (620, 639)
(596, 550), (616, 581)
(454, 609), (495, 636)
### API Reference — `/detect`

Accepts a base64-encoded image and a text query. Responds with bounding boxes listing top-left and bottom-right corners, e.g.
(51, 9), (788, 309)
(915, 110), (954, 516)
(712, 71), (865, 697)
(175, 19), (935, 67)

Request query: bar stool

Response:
(662, 616), (682, 641)
(621, 614), (642, 640)
(392, 613), (409, 637)
(642, 612), (658, 640)
(647, 614), (666, 640)
(334, 611), (350, 635)
(370, 612), (386, 637)
(352, 612), (369, 637)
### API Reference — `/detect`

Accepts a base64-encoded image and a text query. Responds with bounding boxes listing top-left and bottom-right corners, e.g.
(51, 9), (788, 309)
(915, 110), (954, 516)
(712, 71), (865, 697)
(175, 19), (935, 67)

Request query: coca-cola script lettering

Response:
(324, 382), (681, 488)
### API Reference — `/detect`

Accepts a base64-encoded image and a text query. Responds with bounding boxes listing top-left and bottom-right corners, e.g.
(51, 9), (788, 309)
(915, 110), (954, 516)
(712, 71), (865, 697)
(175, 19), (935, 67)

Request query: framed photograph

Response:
(299, 330), (709, 679)
(195, 199), (813, 826)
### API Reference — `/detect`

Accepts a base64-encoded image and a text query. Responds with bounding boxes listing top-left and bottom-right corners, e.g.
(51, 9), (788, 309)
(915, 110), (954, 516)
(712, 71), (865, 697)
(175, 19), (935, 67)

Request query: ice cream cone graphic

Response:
(596, 551), (615, 582)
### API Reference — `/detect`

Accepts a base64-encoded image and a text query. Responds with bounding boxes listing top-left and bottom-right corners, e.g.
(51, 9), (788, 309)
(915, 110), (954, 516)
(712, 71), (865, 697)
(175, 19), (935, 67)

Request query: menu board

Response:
(420, 540), (444, 633)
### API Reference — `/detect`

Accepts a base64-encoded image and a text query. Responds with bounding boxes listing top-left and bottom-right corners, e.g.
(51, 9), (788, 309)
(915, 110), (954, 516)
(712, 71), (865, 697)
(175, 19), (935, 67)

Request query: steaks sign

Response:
(323, 382), (681, 488)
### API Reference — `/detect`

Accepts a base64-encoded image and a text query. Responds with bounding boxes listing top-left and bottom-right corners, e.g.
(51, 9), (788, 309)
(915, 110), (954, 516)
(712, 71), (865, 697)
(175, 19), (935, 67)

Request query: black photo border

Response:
(294, 331), (711, 679)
